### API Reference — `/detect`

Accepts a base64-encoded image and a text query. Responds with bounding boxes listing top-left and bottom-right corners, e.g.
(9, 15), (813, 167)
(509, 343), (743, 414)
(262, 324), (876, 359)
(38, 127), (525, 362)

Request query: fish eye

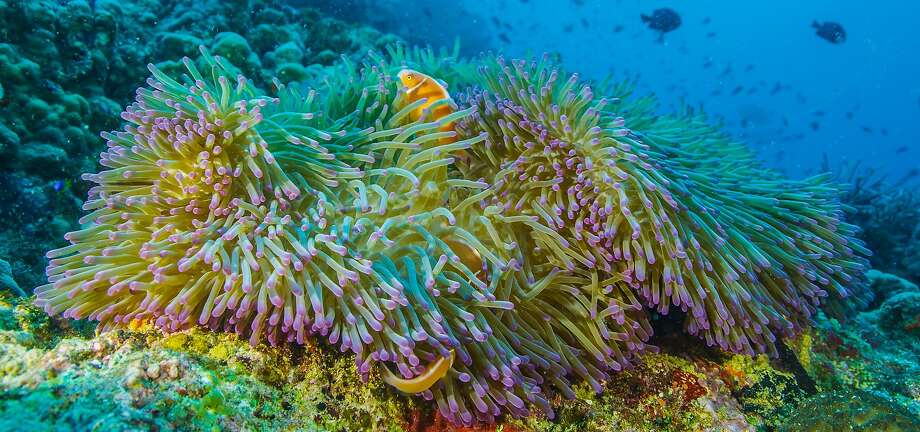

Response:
(406, 74), (413, 80)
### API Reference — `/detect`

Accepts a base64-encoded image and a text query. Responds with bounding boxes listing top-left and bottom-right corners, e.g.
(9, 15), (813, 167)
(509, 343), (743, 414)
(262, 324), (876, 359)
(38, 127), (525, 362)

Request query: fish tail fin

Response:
(641, 14), (650, 23)
(811, 20), (820, 28)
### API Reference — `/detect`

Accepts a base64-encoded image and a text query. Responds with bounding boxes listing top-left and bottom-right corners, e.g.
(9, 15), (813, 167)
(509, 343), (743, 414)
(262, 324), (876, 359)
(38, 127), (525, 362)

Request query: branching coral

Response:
(34, 45), (870, 425)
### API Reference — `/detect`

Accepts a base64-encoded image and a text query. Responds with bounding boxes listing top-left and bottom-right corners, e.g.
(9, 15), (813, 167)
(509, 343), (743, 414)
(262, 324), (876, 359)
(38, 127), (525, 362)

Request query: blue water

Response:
(321, 0), (920, 179)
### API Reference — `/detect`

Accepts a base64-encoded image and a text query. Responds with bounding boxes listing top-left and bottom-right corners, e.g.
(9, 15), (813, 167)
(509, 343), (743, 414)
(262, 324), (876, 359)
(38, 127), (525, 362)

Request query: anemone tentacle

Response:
(36, 46), (869, 426)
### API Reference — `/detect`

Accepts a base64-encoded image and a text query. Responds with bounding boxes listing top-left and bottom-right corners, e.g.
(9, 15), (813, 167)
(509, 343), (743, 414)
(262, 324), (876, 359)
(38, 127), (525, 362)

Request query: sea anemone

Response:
(35, 45), (869, 425)
(35, 46), (653, 424)
(455, 55), (870, 356)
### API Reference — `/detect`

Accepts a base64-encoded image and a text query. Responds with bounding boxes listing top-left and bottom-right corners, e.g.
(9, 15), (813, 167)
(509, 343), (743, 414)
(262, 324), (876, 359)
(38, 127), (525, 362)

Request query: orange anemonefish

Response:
(396, 69), (457, 144)
(380, 350), (456, 394)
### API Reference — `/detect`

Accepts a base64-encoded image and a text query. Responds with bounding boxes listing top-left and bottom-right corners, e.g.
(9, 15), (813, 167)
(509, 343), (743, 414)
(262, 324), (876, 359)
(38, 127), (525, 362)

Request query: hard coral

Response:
(34, 45), (870, 426)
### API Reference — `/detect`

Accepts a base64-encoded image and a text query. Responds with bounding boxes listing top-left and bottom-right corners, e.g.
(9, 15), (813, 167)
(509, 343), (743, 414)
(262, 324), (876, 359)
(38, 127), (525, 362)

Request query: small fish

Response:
(422, 8), (432, 18)
(382, 350), (456, 393)
(731, 86), (743, 95)
(812, 21), (846, 44)
(881, 128), (888, 136)
(397, 69), (457, 144)
(563, 23), (574, 33)
(498, 33), (511, 43)
(896, 146), (909, 154)
(744, 64), (755, 72)
(770, 83), (783, 95)
(613, 24), (624, 33)
(782, 117), (789, 127)
(641, 8), (681, 42)
(581, 18), (590, 28)
(861, 126), (873, 133)
(492, 16), (501, 27)
(846, 111), (854, 119)
(810, 121), (820, 131)
(52, 180), (65, 192)
(706, 31), (717, 38)
(702, 17), (711, 25)
(813, 110), (825, 117)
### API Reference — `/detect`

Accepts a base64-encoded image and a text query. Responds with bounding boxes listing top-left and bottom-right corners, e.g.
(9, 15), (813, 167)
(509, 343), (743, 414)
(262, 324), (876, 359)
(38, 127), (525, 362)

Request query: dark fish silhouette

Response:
(702, 17), (711, 25)
(896, 146), (909, 154)
(770, 82), (784, 95)
(563, 23), (574, 33)
(861, 126), (873, 133)
(810, 121), (820, 131)
(706, 31), (717, 38)
(731, 86), (743, 95)
(613, 24), (625, 33)
(581, 18), (590, 28)
(498, 33), (511, 43)
(881, 128), (889, 136)
(812, 21), (846, 44)
(641, 8), (681, 41)
(744, 64), (755, 72)
(846, 111), (854, 119)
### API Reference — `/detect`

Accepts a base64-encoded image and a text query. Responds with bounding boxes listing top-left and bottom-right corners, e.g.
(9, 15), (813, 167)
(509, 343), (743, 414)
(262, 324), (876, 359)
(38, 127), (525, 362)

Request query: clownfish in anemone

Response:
(397, 69), (459, 145)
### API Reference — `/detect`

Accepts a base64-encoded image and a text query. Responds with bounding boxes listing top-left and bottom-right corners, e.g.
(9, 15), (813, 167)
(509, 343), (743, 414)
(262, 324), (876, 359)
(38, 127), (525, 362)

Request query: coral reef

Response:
(30, 42), (873, 425)
(0, 293), (417, 431)
(795, 270), (920, 419)
(0, 259), (24, 297)
(779, 390), (920, 432)
(9, 287), (917, 431)
(830, 160), (920, 282)
(0, 293), (772, 431)
(0, 0), (398, 289)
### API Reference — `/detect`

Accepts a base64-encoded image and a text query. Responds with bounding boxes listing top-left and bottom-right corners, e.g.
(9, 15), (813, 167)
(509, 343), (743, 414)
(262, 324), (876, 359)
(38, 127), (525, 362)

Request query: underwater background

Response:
(0, 0), (918, 431)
